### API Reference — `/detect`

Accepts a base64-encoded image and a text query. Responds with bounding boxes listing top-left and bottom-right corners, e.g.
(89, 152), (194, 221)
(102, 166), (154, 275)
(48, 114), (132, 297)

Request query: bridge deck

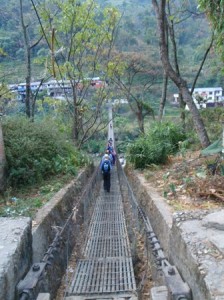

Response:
(66, 168), (137, 300)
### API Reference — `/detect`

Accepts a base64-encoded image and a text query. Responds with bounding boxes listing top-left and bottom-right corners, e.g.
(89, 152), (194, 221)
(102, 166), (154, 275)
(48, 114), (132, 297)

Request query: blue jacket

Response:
(100, 157), (112, 171)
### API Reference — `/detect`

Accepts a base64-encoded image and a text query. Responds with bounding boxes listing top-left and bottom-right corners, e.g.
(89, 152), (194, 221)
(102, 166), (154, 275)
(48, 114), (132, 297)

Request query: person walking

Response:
(102, 150), (113, 164)
(106, 145), (116, 165)
(100, 154), (112, 192)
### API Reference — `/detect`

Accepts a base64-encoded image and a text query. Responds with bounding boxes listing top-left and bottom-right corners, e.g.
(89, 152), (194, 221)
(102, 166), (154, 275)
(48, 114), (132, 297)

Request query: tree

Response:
(162, 1), (214, 128)
(20, 0), (44, 120)
(0, 83), (10, 193)
(37, 0), (120, 148)
(158, 71), (168, 121)
(0, 120), (6, 193)
(113, 51), (160, 133)
(198, 1), (224, 64)
(158, 19), (168, 122)
(151, 0), (210, 148)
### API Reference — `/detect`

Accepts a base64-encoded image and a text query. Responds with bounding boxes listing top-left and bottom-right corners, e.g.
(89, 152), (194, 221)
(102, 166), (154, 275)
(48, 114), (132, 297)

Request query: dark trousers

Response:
(103, 172), (111, 192)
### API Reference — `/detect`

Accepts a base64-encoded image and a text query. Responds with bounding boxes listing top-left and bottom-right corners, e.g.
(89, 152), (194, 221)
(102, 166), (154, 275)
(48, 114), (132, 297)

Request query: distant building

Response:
(45, 80), (72, 97)
(9, 77), (107, 100)
(173, 87), (224, 109)
(16, 82), (44, 101)
(113, 99), (128, 105)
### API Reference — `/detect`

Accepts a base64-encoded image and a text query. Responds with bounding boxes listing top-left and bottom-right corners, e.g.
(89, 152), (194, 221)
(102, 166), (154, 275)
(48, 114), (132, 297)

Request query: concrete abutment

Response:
(1, 164), (224, 300)
(0, 165), (94, 300)
(126, 168), (224, 300)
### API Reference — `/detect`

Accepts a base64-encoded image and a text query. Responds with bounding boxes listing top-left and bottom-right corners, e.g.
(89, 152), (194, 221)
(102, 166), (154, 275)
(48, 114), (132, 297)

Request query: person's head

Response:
(104, 154), (109, 160)
(106, 150), (109, 154)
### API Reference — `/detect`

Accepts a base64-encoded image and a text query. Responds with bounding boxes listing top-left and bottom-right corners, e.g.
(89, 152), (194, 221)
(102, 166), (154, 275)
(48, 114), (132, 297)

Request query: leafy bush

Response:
(201, 107), (224, 141)
(2, 117), (87, 187)
(185, 107), (224, 145)
(82, 138), (105, 154)
(128, 121), (186, 168)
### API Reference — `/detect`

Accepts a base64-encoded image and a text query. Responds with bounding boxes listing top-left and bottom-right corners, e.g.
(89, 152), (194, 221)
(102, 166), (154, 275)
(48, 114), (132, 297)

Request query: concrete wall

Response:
(31, 165), (95, 298)
(0, 217), (32, 300)
(126, 169), (173, 255)
(170, 220), (208, 300)
(126, 168), (224, 300)
(32, 165), (94, 262)
(0, 165), (94, 300)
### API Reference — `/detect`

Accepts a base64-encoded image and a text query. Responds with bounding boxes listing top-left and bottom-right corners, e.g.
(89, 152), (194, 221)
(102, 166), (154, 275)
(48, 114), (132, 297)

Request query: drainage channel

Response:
(66, 167), (137, 300)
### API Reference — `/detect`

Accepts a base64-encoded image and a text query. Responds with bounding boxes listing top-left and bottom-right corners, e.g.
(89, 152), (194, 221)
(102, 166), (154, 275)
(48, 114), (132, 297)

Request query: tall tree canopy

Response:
(37, 0), (121, 148)
(113, 51), (161, 133)
(198, 0), (224, 63)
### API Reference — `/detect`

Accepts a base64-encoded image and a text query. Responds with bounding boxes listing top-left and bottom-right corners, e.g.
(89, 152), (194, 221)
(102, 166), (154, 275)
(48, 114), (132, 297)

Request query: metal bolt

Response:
(168, 266), (175, 275)
(32, 264), (40, 272)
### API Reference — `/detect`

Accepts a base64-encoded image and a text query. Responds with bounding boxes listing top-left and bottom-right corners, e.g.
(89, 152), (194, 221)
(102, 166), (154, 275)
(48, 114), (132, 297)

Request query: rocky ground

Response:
(144, 150), (224, 212)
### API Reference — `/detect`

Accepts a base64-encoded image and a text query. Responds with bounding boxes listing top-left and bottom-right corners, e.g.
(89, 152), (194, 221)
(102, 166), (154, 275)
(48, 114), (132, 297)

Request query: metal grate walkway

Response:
(66, 167), (137, 300)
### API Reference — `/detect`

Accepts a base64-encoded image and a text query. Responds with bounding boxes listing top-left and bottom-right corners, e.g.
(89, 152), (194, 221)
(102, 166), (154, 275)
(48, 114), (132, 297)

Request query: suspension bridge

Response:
(17, 107), (192, 300)
(66, 166), (137, 300)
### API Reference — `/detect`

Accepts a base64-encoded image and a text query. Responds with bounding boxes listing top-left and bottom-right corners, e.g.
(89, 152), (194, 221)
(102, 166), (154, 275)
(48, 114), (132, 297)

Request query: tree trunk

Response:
(136, 111), (144, 133)
(179, 92), (186, 131)
(180, 86), (209, 146)
(73, 112), (79, 143)
(158, 16), (168, 122)
(25, 76), (31, 118)
(152, 0), (210, 148)
(158, 71), (168, 121)
(20, 0), (31, 118)
(0, 122), (6, 193)
(167, 8), (186, 128)
(72, 85), (79, 145)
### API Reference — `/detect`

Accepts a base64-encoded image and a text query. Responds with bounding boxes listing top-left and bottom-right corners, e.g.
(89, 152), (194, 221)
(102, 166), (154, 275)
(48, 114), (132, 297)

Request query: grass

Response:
(0, 60), (44, 84)
(0, 173), (75, 218)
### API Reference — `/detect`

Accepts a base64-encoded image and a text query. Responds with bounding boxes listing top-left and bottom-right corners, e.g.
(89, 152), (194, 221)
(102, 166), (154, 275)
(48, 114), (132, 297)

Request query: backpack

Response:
(107, 146), (113, 153)
(102, 160), (110, 173)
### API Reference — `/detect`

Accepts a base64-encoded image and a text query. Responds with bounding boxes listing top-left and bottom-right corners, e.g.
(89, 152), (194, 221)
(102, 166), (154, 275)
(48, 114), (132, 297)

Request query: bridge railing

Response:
(17, 164), (102, 300)
(116, 158), (192, 300)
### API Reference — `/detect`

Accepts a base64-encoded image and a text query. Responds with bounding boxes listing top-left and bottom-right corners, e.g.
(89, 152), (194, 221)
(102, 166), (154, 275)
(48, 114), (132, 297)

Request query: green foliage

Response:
(114, 114), (140, 143)
(198, 0), (224, 62)
(186, 107), (224, 144)
(0, 173), (75, 217)
(0, 83), (13, 101)
(36, 0), (121, 146)
(200, 107), (224, 141)
(2, 116), (88, 187)
(82, 139), (104, 154)
(128, 121), (186, 169)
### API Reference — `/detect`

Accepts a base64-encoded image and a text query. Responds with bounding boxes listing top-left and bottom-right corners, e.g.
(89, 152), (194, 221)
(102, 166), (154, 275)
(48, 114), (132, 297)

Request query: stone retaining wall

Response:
(0, 217), (32, 300)
(32, 165), (94, 263)
(126, 169), (173, 255)
(0, 164), (95, 300)
(31, 164), (95, 298)
(126, 168), (224, 300)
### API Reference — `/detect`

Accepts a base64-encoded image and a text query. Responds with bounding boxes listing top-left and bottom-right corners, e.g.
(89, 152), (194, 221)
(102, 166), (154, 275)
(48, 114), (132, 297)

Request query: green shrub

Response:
(2, 117), (87, 187)
(128, 121), (186, 169)
(82, 139), (104, 154)
(185, 107), (224, 145)
(201, 107), (224, 141)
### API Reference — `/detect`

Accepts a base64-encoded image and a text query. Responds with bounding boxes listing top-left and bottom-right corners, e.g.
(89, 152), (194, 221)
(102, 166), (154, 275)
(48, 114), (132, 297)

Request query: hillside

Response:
(0, 0), (222, 89)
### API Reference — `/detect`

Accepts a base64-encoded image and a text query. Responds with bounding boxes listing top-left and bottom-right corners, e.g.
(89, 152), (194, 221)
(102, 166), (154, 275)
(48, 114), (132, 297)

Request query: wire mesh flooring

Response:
(66, 168), (137, 300)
